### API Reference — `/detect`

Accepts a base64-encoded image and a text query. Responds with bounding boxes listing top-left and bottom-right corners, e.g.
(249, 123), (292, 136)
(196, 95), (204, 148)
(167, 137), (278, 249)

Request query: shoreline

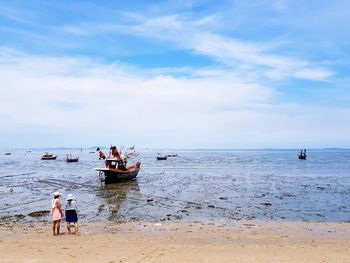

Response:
(1, 220), (350, 262)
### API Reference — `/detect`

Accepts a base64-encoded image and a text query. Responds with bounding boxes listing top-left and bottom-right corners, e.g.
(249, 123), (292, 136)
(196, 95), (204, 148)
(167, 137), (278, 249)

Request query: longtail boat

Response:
(42, 155), (57, 160)
(95, 146), (141, 183)
(66, 154), (79, 162)
(298, 154), (306, 160)
(298, 149), (307, 160)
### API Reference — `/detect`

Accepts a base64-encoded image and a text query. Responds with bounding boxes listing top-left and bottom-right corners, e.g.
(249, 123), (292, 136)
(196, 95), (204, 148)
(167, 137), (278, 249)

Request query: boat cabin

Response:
(105, 158), (127, 171)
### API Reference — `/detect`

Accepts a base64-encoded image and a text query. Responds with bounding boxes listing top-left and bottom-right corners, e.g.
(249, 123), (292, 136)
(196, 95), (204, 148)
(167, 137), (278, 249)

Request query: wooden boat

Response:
(42, 153), (57, 160)
(298, 149), (307, 160)
(298, 154), (306, 160)
(66, 154), (79, 162)
(157, 155), (167, 160)
(95, 146), (141, 183)
(42, 155), (57, 160)
(95, 160), (141, 183)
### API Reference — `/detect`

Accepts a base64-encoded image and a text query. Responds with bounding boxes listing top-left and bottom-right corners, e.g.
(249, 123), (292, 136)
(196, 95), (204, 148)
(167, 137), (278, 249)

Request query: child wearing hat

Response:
(65, 193), (78, 235)
(51, 191), (63, 235)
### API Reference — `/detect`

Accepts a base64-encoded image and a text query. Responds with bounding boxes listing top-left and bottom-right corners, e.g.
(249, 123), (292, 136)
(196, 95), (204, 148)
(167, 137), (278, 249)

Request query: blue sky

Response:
(0, 0), (349, 148)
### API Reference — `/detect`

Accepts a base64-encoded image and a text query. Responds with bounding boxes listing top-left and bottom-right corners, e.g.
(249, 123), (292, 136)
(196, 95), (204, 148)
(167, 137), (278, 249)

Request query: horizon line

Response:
(2, 147), (350, 151)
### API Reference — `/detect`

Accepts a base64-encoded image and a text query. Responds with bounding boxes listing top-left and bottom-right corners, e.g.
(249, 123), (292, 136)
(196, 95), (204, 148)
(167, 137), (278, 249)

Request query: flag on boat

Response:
(127, 145), (135, 152)
(126, 145), (138, 157)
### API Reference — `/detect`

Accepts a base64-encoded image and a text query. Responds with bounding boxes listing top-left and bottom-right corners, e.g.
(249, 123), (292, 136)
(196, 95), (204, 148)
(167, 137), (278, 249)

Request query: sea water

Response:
(0, 149), (349, 222)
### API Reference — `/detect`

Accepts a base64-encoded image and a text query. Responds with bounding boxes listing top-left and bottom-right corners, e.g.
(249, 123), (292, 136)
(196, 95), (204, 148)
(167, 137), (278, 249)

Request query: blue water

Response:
(0, 149), (349, 222)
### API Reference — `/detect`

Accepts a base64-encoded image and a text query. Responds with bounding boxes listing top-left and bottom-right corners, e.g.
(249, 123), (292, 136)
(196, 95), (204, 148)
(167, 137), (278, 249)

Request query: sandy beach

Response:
(1, 220), (349, 262)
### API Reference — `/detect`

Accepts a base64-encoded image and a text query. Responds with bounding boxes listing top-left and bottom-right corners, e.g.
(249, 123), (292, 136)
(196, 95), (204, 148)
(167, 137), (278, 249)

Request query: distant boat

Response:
(42, 155), (57, 160)
(4, 152), (11, 155)
(167, 154), (177, 157)
(66, 154), (79, 163)
(42, 153), (57, 160)
(298, 154), (306, 160)
(298, 149), (307, 160)
(157, 155), (168, 160)
(89, 151), (95, 154)
(26, 149), (32, 153)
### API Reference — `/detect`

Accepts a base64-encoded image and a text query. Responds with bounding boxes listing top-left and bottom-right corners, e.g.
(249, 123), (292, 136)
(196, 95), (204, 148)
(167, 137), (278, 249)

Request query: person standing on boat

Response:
(65, 194), (79, 235)
(110, 146), (122, 160)
(97, 147), (106, 160)
(51, 191), (63, 235)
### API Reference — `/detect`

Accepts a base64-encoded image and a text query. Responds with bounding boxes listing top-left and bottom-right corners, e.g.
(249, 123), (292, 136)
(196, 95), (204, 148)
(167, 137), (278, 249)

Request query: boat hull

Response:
(67, 158), (79, 162)
(157, 156), (167, 160)
(42, 156), (57, 160)
(95, 165), (140, 183)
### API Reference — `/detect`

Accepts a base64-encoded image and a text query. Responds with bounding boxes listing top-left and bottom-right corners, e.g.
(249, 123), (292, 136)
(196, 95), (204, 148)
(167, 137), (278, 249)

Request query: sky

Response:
(0, 0), (349, 149)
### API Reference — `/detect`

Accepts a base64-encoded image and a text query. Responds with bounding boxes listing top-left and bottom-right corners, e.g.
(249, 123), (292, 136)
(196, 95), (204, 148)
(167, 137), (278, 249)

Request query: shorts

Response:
(65, 210), (78, 223)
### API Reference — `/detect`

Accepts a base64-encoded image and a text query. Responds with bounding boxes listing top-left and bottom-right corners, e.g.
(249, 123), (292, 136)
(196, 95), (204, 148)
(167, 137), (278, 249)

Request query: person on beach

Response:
(65, 193), (78, 235)
(51, 191), (63, 235)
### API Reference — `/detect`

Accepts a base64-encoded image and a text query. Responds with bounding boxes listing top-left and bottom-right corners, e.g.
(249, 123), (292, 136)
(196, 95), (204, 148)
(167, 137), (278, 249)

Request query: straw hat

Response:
(53, 191), (61, 197)
(67, 193), (74, 201)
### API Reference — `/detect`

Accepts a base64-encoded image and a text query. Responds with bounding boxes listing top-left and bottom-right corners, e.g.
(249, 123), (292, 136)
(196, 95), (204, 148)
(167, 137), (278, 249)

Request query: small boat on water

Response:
(298, 149), (307, 160)
(167, 154), (177, 157)
(66, 154), (79, 163)
(157, 155), (167, 160)
(42, 155), (57, 160)
(4, 152), (11, 155)
(42, 153), (57, 160)
(95, 146), (141, 183)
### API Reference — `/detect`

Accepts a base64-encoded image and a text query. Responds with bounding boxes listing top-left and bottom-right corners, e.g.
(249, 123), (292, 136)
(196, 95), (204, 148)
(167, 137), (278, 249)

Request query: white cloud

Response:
(0, 49), (348, 148)
(132, 16), (334, 81)
(293, 68), (333, 81)
(0, 4), (35, 23)
(0, 2), (348, 148)
(59, 14), (333, 81)
(0, 49), (271, 147)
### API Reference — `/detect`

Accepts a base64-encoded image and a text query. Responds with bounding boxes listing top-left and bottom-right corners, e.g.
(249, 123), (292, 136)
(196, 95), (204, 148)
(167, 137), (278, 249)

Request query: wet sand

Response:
(1, 221), (350, 262)
(2, 149), (350, 223)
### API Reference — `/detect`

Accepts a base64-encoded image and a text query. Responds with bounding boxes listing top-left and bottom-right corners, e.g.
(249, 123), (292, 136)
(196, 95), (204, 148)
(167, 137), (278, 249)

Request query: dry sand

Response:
(1, 220), (350, 262)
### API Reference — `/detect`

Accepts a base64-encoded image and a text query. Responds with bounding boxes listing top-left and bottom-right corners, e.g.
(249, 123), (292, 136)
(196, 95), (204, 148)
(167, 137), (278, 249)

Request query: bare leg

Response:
(52, 221), (56, 235)
(74, 222), (78, 235)
(56, 220), (61, 235)
(66, 222), (71, 234)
